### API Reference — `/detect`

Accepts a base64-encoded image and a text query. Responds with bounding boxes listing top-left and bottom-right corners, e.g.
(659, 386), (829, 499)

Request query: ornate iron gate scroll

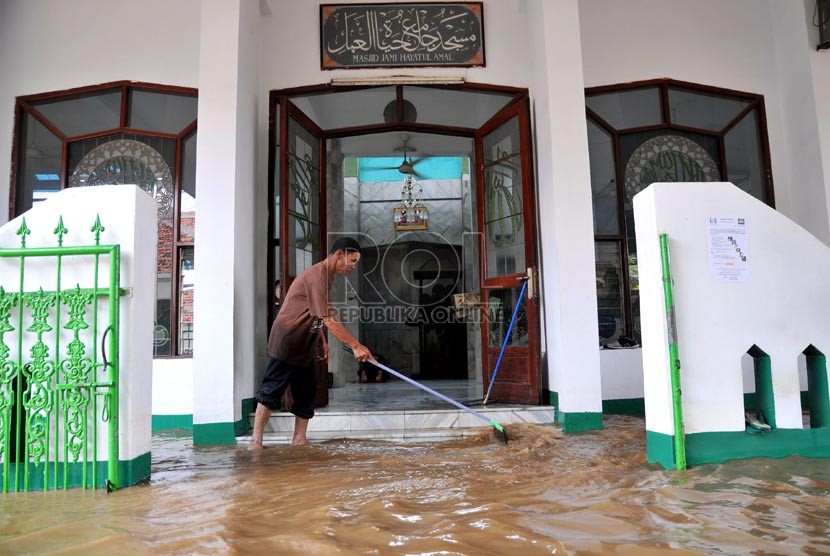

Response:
(0, 215), (122, 492)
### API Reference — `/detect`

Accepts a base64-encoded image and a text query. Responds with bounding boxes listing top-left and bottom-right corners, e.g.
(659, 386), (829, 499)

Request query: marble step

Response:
(239, 406), (555, 445)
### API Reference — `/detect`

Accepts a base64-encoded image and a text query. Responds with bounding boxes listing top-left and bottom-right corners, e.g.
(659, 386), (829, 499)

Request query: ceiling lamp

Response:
(393, 172), (428, 231)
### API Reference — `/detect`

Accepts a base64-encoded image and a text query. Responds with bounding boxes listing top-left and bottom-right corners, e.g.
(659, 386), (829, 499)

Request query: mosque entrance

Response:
(268, 83), (540, 406)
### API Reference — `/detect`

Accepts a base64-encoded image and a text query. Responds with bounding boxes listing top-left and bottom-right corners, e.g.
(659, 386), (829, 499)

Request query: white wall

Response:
(260, 0), (531, 92)
(600, 349), (643, 401)
(0, 0), (201, 227)
(0, 185), (156, 462)
(579, 0), (829, 246)
(635, 182), (830, 436)
(152, 359), (193, 416)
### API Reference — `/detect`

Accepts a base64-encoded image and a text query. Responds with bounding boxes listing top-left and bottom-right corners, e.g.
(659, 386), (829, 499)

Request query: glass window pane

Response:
(668, 88), (750, 132)
(291, 87), (396, 129)
(595, 242), (625, 345)
(485, 224), (525, 277)
(287, 117), (321, 276)
(483, 115), (525, 279)
(402, 86), (515, 128)
(294, 221), (321, 252)
(586, 87), (662, 130)
(629, 251), (640, 343)
(621, 130), (721, 211)
(482, 116), (520, 164)
(587, 119), (619, 235)
(294, 248), (316, 275)
(178, 248), (194, 355)
(15, 112), (63, 214)
(154, 272), (172, 357)
(180, 130), (197, 242)
(484, 156), (523, 222)
(31, 89), (121, 137)
(67, 135), (177, 225)
(725, 109), (766, 202)
(488, 287), (529, 348)
(130, 90), (197, 134)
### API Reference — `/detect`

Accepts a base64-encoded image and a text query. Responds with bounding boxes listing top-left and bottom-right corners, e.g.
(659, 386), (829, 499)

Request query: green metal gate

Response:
(0, 215), (122, 492)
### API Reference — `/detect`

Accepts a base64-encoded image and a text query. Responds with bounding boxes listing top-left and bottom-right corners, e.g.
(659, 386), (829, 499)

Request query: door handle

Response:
(527, 267), (536, 300)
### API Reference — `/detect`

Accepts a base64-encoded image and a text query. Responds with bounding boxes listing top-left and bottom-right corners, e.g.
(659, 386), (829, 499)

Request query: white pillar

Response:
(767, 0), (829, 245)
(193, 0), (258, 443)
(527, 0), (603, 431)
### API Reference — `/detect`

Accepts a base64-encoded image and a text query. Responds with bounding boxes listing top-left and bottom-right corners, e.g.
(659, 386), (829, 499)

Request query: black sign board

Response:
(320, 3), (485, 69)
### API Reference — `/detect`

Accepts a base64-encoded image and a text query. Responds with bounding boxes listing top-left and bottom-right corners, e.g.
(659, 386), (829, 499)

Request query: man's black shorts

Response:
(255, 358), (316, 419)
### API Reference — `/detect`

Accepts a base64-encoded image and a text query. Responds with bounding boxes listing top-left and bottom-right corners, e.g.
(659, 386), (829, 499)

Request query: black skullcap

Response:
(329, 236), (361, 255)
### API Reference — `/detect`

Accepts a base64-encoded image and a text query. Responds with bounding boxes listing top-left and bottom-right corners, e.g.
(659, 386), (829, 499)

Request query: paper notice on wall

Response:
(708, 216), (749, 283)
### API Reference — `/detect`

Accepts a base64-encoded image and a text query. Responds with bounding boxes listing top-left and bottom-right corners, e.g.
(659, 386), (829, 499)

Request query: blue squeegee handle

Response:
(343, 347), (498, 427)
(484, 280), (528, 403)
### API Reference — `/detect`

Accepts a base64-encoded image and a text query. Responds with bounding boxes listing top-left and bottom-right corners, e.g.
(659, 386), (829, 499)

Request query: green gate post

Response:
(659, 234), (687, 470)
(107, 244), (120, 491)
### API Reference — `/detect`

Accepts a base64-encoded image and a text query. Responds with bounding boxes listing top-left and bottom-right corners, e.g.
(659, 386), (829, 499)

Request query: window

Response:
(11, 82), (198, 357)
(585, 79), (773, 347)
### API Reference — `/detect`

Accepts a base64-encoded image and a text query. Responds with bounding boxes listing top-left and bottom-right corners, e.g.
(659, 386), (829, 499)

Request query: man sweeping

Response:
(248, 237), (373, 449)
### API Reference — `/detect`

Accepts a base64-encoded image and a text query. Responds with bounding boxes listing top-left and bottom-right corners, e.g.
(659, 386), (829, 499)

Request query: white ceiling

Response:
(332, 131), (472, 158)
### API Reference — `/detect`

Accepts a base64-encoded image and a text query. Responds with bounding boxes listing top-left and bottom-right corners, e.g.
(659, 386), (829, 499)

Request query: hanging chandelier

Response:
(393, 172), (428, 231)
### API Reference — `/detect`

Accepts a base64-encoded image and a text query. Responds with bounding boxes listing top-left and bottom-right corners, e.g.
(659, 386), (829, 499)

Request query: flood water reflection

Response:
(2, 416), (830, 554)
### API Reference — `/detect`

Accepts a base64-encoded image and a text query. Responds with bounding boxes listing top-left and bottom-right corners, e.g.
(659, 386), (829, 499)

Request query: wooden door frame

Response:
(266, 84), (540, 404)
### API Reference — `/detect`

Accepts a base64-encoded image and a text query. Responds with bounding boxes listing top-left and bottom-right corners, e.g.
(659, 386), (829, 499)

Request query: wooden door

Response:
(474, 97), (541, 404)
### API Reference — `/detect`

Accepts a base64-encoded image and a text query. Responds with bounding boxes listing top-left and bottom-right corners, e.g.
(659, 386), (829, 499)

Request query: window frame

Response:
(585, 78), (775, 342)
(9, 81), (198, 358)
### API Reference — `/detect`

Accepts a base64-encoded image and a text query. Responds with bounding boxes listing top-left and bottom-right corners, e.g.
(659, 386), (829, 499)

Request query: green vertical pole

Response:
(92, 254), (99, 489)
(107, 245), (120, 491)
(15, 255), (25, 491)
(50, 250), (60, 492)
(659, 234), (686, 470)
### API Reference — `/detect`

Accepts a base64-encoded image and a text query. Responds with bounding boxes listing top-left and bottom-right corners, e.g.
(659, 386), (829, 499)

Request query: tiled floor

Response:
(240, 379), (557, 445)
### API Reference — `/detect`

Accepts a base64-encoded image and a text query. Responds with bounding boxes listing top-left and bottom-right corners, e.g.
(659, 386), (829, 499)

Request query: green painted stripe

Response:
(193, 421), (237, 445)
(152, 414), (193, 431)
(234, 397), (256, 435)
(646, 430), (676, 469)
(546, 391), (603, 432)
(602, 398), (645, 415)
(556, 411), (603, 432)
(648, 428), (830, 469)
(234, 417), (249, 436)
(545, 390), (558, 408)
(0, 452), (150, 491)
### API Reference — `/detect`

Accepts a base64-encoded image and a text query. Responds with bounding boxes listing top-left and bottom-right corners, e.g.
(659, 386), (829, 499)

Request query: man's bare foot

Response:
(248, 439), (263, 451)
(291, 436), (312, 446)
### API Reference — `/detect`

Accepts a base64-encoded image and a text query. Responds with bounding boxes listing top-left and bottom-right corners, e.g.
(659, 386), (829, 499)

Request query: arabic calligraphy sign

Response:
(320, 3), (485, 69)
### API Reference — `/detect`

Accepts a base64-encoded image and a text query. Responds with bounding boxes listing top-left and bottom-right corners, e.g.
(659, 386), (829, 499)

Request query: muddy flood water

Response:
(1, 416), (830, 555)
